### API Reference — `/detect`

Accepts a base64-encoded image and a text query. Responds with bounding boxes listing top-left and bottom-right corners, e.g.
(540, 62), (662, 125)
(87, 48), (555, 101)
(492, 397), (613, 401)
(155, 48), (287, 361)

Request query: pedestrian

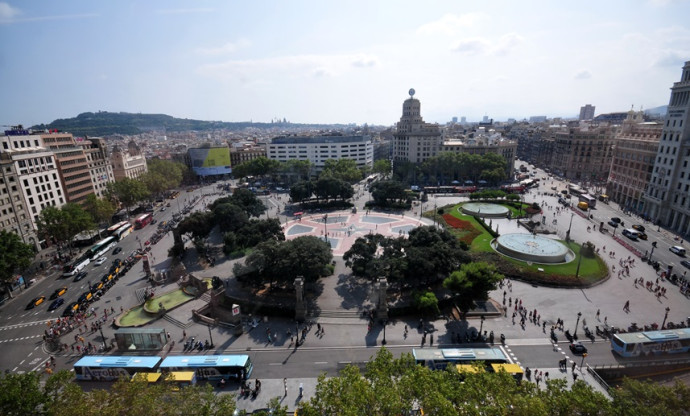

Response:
(573, 373), (578, 382)
(604, 316), (608, 325)
(284, 377), (288, 397)
(430, 334), (434, 347)
(596, 309), (600, 320)
(572, 362), (576, 373)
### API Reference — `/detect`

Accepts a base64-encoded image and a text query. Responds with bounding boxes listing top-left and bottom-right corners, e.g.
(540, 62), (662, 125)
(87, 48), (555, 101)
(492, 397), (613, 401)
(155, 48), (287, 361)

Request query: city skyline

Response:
(1, 0), (689, 127)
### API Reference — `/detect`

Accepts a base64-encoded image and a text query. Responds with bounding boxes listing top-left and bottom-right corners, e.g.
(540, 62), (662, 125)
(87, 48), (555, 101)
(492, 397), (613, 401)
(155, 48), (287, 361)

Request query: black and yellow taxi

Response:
(62, 301), (80, 317)
(49, 287), (68, 300)
(26, 296), (46, 309)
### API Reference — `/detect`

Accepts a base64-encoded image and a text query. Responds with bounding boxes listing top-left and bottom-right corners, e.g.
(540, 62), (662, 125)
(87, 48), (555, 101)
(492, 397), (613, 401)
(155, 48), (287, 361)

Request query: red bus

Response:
(134, 213), (153, 229)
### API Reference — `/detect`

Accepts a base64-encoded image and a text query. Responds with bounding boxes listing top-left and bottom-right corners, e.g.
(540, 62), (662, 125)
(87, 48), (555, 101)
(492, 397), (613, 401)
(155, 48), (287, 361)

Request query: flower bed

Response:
(442, 214), (482, 245)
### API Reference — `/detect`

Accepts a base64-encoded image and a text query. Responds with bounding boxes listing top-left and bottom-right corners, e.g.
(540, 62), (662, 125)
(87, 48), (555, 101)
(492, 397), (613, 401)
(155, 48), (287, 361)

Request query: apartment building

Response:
(41, 132), (95, 204)
(77, 137), (115, 199)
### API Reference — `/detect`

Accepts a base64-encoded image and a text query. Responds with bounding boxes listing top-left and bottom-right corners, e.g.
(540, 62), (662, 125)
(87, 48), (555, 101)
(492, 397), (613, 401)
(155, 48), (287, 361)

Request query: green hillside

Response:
(31, 111), (342, 136)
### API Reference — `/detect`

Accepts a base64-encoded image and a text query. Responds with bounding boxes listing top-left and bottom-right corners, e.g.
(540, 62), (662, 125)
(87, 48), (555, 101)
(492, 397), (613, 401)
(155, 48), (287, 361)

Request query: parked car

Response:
(48, 298), (65, 311)
(670, 246), (686, 256)
(632, 224), (645, 232)
(49, 287), (67, 300)
(26, 296), (46, 310)
(569, 342), (588, 354)
(94, 256), (107, 266)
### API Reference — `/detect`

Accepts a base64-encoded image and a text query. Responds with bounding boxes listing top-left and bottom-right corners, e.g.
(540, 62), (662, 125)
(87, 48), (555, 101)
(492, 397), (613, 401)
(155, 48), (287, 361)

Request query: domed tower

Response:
(393, 88), (441, 163)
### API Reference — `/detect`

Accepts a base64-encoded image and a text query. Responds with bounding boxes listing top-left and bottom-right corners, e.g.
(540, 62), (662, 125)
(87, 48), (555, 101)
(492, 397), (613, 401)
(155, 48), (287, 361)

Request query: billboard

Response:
(188, 147), (232, 177)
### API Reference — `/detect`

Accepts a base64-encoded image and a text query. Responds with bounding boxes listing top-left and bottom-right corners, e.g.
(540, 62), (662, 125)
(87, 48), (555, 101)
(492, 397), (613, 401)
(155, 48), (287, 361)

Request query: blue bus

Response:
(159, 355), (253, 381)
(412, 347), (510, 371)
(611, 328), (690, 357)
(74, 355), (162, 381)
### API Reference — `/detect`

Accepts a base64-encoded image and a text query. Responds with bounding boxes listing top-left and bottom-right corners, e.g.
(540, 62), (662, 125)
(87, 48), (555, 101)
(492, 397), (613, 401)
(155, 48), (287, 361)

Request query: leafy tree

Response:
(343, 234), (383, 277)
(141, 159), (186, 196)
(370, 180), (408, 205)
(213, 203), (249, 233)
(106, 177), (150, 216)
(82, 194), (116, 229)
(414, 290), (440, 316)
(61, 203), (96, 241)
(230, 188), (266, 218)
(289, 180), (314, 203)
(443, 262), (504, 315)
(320, 159), (362, 183)
(278, 235), (333, 282)
(233, 218), (284, 249)
(232, 156), (281, 179)
(177, 211), (214, 239)
(373, 159), (392, 178)
(0, 230), (35, 297)
(36, 206), (69, 246)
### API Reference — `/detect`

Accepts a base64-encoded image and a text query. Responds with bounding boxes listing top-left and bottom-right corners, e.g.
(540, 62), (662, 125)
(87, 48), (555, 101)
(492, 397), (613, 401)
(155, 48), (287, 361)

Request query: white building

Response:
(266, 135), (373, 174)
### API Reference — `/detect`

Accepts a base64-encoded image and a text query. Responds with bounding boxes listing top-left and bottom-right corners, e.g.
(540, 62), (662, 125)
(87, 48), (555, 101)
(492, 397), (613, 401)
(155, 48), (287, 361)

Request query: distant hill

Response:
(644, 105), (667, 117)
(31, 111), (347, 136)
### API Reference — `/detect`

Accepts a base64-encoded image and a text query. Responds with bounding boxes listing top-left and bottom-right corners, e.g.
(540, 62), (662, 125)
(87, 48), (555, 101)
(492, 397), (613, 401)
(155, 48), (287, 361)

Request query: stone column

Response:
(376, 277), (388, 321)
(295, 277), (306, 321)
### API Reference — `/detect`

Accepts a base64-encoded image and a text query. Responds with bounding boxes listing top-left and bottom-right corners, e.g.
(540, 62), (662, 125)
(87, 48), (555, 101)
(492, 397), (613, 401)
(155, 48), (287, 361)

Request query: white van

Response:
(622, 229), (639, 240)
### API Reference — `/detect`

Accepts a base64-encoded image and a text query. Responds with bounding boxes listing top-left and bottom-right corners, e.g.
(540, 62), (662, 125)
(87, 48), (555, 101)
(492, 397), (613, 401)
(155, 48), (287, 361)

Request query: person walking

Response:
(623, 300), (630, 312)
(283, 378), (288, 397)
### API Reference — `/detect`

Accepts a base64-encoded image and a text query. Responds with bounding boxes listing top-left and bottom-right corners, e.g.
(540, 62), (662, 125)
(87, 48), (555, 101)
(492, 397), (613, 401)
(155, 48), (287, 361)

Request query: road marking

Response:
(268, 363), (282, 366)
(19, 360), (24, 365)
(339, 361), (351, 364)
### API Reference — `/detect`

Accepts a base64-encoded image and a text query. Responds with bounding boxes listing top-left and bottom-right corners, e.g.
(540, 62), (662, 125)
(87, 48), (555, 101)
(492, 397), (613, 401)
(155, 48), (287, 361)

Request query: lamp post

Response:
(324, 214), (328, 243)
(574, 312), (582, 338)
(433, 201), (438, 228)
(208, 323), (215, 348)
(575, 243), (585, 278)
(99, 325), (107, 350)
(649, 244), (656, 263)
(382, 319), (387, 345)
(479, 315), (485, 336)
(662, 307), (670, 329)
(566, 213), (574, 242)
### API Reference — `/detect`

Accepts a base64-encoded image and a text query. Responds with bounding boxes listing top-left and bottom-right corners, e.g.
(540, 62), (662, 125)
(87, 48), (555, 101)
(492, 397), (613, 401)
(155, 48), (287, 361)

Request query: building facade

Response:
(78, 137), (115, 199)
(442, 129), (517, 177)
(1, 127), (66, 248)
(393, 89), (442, 164)
(229, 145), (266, 167)
(110, 140), (148, 181)
(266, 135), (373, 173)
(41, 132), (95, 204)
(579, 104), (595, 121)
(606, 111), (661, 214)
(644, 61), (690, 233)
(551, 126), (617, 184)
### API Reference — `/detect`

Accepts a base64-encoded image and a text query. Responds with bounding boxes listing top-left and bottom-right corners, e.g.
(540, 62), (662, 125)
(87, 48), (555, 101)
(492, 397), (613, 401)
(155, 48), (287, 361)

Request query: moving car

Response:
(670, 246), (686, 256)
(73, 271), (87, 282)
(62, 302), (80, 317)
(632, 224), (645, 232)
(608, 220), (619, 228)
(49, 287), (67, 300)
(622, 229), (639, 240)
(48, 298), (65, 311)
(112, 247), (122, 255)
(94, 256), (107, 266)
(681, 260), (690, 269)
(638, 232), (648, 240)
(569, 342), (588, 354)
(26, 296), (46, 310)
(610, 217), (621, 224)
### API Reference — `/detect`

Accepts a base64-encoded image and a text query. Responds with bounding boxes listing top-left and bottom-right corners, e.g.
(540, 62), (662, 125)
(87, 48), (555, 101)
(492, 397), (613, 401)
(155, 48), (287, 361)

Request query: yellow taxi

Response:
(50, 287), (67, 300)
(26, 296), (46, 309)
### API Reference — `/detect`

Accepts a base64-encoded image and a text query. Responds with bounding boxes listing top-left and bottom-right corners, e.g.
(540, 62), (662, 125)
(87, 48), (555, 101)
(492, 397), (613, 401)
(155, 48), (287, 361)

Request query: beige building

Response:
(606, 111), (661, 213)
(393, 89), (442, 163)
(111, 140), (147, 181)
(41, 132), (95, 204)
(1, 127), (66, 248)
(229, 144), (266, 167)
(442, 128), (517, 177)
(78, 137), (115, 199)
(551, 125), (617, 184)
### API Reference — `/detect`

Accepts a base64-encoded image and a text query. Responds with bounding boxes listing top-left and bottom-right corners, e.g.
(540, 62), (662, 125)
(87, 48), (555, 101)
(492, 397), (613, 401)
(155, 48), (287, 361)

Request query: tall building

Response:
(266, 135), (373, 174)
(77, 137), (115, 199)
(606, 110), (661, 213)
(0, 126), (66, 248)
(393, 89), (442, 163)
(551, 125), (617, 183)
(644, 61), (690, 232)
(579, 104), (595, 121)
(110, 140), (148, 181)
(41, 132), (95, 204)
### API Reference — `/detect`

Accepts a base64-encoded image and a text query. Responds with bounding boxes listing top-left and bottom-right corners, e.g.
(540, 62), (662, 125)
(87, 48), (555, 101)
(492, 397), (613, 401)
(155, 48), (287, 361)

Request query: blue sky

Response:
(1, 0), (689, 127)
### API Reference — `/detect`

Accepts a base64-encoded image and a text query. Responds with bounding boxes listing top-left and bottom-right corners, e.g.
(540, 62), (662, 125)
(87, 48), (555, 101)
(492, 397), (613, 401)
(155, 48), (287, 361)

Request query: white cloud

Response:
(450, 33), (523, 56)
(493, 33), (524, 56)
(312, 67), (331, 77)
(417, 13), (487, 36)
(197, 39), (251, 56)
(0, 2), (20, 20)
(451, 38), (490, 55)
(351, 54), (380, 68)
(574, 70), (592, 79)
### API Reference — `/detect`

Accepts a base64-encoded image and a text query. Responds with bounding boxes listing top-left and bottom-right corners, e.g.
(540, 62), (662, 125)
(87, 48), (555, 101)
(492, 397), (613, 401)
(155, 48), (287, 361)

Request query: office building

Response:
(579, 104), (595, 121)
(41, 132), (95, 204)
(77, 137), (115, 199)
(644, 61), (690, 232)
(393, 89), (442, 163)
(266, 135), (373, 174)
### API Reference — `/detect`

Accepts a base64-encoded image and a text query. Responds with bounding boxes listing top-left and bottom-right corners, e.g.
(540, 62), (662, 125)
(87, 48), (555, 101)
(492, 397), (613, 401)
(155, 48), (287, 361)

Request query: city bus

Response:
(578, 194), (597, 209)
(134, 213), (153, 229)
(107, 221), (130, 236)
(158, 355), (253, 381)
(611, 328), (690, 357)
(74, 355), (162, 381)
(412, 348), (510, 371)
(113, 222), (134, 241)
(87, 236), (117, 261)
(62, 254), (91, 277)
(567, 184), (586, 196)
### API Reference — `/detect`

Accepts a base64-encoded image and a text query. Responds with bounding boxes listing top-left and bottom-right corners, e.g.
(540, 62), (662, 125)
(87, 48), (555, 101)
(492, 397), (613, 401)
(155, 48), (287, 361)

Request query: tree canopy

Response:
(443, 262), (504, 315)
(106, 177), (150, 214)
(0, 230), (35, 295)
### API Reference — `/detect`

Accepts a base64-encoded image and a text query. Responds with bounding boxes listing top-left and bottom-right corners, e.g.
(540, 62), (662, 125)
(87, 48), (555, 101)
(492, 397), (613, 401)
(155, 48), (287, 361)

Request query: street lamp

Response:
(382, 319), (388, 345)
(662, 307), (670, 329)
(324, 214), (328, 243)
(99, 325), (107, 351)
(566, 213), (574, 242)
(574, 312), (582, 338)
(575, 243), (585, 278)
(479, 315), (485, 337)
(208, 323), (215, 348)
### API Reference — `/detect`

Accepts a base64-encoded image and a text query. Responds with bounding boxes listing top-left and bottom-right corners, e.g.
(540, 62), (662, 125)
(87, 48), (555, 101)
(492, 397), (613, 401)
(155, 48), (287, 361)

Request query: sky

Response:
(1, 0), (689, 127)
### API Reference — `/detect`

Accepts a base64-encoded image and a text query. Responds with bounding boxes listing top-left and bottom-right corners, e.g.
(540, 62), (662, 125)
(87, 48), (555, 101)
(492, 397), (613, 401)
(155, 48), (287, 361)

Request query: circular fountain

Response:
(461, 202), (510, 218)
(493, 233), (573, 264)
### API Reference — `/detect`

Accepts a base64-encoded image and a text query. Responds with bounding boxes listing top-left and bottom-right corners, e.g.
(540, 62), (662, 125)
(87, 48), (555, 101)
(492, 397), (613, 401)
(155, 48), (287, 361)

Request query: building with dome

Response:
(110, 140), (148, 181)
(392, 89), (442, 163)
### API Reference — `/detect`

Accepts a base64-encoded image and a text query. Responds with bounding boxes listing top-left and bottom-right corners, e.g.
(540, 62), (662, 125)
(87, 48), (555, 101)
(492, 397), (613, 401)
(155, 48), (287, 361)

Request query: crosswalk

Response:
(0, 319), (52, 331)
